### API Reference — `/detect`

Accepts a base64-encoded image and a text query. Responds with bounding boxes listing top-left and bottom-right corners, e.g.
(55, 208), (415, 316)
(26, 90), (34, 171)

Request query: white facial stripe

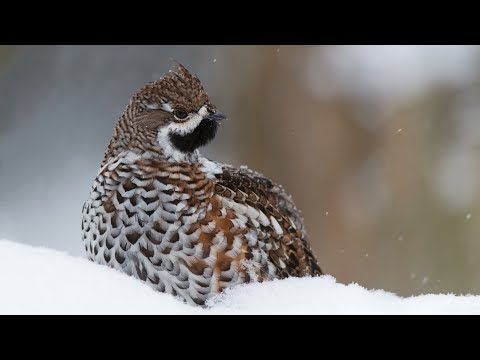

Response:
(170, 114), (203, 135)
(157, 126), (199, 163)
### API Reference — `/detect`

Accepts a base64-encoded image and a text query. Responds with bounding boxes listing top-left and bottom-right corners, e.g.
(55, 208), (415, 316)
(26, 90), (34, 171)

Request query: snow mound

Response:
(1, 239), (479, 314)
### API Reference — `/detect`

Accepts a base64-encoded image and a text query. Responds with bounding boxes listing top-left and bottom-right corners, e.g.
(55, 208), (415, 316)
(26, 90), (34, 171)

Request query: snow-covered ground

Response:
(1, 239), (479, 314)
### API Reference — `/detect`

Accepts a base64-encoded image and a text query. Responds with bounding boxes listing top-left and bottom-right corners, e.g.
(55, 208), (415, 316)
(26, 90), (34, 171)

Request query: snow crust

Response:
(1, 239), (479, 314)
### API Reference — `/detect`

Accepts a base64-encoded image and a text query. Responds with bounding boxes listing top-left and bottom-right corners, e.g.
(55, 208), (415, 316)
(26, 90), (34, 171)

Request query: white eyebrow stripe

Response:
(198, 105), (208, 117)
(143, 102), (161, 109)
(162, 103), (173, 112)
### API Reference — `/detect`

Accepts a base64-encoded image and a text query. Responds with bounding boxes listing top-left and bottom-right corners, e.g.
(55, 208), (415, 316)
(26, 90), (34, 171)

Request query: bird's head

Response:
(112, 63), (226, 163)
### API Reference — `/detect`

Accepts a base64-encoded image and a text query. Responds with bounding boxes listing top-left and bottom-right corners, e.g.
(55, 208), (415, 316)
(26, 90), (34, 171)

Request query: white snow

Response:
(1, 239), (480, 315)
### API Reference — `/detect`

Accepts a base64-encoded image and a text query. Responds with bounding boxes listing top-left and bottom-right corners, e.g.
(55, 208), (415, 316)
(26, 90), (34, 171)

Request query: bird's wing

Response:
(213, 163), (322, 278)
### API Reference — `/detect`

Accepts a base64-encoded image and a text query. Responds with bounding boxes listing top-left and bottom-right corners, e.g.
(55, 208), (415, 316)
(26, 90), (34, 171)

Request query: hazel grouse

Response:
(81, 64), (322, 306)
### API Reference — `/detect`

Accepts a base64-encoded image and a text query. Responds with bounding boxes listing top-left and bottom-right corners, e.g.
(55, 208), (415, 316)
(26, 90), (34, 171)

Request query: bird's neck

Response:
(98, 147), (223, 184)
(102, 116), (204, 168)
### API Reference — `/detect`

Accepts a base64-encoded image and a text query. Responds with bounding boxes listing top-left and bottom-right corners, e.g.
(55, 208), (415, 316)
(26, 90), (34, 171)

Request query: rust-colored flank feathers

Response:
(81, 64), (322, 306)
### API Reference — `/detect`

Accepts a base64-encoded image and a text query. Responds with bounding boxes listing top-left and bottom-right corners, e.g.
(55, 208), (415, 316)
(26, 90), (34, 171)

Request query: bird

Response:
(81, 63), (322, 306)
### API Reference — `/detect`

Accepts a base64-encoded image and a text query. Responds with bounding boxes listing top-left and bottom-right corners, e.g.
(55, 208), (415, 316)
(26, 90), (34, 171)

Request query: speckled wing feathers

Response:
(214, 164), (322, 278)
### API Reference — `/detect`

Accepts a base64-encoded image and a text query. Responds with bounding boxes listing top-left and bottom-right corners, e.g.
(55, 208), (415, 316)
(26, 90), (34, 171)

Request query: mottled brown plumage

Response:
(82, 64), (322, 306)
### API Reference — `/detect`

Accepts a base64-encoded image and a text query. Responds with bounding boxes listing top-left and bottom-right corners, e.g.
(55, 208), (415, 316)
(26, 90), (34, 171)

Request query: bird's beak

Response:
(206, 111), (226, 122)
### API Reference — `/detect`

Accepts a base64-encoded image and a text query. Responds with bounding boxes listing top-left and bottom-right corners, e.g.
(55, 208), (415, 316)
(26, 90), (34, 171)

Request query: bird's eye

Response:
(174, 108), (188, 120)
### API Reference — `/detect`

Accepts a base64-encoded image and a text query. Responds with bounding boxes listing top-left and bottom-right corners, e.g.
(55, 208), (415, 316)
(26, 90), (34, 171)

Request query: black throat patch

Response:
(169, 118), (218, 153)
